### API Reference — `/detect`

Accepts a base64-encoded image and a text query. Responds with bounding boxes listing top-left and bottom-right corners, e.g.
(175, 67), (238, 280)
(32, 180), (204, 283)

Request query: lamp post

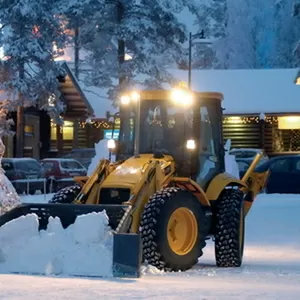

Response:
(188, 30), (213, 89)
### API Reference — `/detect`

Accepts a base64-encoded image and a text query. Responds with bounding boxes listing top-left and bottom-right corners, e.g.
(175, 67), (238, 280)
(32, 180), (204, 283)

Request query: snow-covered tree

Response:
(273, 0), (300, 67)
(194, 0), (278, 69)
(0, 0), (68, 155)
(215, 0), (268, 69)
(70, 0), (199, 101)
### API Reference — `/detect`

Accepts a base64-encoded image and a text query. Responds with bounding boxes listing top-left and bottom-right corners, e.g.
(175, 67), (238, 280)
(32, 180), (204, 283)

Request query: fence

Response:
(10, 177), (76, 200)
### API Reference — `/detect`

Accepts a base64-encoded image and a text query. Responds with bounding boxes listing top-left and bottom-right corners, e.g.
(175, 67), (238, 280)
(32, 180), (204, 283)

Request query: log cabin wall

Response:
(222, 115), (300, 156)
(222, 116), (262, 149)
(49, 120), (106, 156)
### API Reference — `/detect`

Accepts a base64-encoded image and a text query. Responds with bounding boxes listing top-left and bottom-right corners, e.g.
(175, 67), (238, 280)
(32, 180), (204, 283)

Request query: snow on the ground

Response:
(1, 193), (300, 299)
(20, 193), (54, 203)
(0, 211), (113, 277)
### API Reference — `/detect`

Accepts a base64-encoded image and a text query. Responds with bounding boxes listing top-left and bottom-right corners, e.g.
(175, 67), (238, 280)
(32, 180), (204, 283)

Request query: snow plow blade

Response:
(0, 203), (142, 278)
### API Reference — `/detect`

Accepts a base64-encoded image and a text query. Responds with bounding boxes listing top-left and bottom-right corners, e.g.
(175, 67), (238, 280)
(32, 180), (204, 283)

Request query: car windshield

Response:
(60, 160), (84, 170)
(15, 160), (41, 172)
(231, 150), (258, 159)
(2, 161), (13, 171)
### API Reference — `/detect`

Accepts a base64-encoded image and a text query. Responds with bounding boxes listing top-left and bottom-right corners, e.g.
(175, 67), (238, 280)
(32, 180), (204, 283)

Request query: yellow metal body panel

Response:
(139, 90), (223, 102)
(101, 154), (174, 190)
(99, 154), (176, 233)
(169, 177), (211, 207)
(241, 170), (269, 216)
(73, 176), (88, 186)
(206, 172), (247, 201)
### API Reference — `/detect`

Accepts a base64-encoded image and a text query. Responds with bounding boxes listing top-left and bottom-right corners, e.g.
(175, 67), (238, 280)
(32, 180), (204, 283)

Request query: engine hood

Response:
(101, 153), (174, 190)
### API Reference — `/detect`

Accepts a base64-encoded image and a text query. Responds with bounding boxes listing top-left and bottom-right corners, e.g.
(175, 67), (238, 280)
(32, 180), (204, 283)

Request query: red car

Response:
(40, 158), (87, 192)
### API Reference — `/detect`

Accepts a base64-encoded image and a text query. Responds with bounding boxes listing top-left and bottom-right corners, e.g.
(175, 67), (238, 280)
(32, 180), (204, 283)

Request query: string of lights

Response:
(75, 116), (279, 129)
(223, 116), (278, 124)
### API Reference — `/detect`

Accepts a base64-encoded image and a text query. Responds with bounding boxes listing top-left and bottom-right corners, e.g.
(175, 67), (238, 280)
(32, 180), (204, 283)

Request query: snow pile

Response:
(224, 139), (240, 179)
(0, 211), (114, 277)
(141, 264), (164, 276)
(87, 139), (116, 176)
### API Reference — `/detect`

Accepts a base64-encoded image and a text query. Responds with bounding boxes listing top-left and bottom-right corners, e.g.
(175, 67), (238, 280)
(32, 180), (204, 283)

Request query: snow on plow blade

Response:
(0, 203), (142, 278)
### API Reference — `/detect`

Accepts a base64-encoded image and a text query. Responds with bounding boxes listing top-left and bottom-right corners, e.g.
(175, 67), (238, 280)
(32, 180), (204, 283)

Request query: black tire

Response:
(49, 184), (81, 204)
(140, 187), (208, 272)
(214, 188), (245, 267)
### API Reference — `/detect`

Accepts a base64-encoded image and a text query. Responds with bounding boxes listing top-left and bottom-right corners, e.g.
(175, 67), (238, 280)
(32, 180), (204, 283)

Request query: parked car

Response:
(236, 159), (251, 179)
(2, 158), (46, 195)
(63, 148), (95, 167)
(255, 155), (300, 194)
(230, 148), (269, 164)
(40, 158), (87, 192)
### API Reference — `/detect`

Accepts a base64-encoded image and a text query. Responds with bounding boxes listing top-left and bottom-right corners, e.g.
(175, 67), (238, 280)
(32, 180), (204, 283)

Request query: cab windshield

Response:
(118, 99), (193, 159)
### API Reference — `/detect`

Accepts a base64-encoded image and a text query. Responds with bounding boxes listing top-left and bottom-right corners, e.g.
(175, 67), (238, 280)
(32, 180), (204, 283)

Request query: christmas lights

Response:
(223, 116), (278, 124)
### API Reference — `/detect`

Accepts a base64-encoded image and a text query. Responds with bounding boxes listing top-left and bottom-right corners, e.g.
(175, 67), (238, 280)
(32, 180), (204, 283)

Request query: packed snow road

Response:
(1, 193), (300, 299)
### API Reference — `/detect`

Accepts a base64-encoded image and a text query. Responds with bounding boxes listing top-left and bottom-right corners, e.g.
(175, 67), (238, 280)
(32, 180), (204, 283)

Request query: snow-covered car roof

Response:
(41, 158), (82, 161)
(230, 148), (264, 153)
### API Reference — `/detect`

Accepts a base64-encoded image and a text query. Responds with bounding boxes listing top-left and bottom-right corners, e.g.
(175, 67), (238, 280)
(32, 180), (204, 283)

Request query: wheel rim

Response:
(167, 207), (198, 256)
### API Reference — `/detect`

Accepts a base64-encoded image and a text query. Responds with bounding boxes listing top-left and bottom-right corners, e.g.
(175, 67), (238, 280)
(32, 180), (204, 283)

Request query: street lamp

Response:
(188, 30), (213, 89)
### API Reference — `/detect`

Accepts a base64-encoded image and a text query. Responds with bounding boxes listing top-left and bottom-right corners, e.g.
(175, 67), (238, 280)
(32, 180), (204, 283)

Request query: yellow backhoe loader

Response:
(0, 88), (269, 277)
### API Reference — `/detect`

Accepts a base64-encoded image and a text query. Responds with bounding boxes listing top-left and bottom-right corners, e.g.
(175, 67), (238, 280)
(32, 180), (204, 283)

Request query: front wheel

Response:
(214, 188), (245, 267)
(140, 187), (207, 272)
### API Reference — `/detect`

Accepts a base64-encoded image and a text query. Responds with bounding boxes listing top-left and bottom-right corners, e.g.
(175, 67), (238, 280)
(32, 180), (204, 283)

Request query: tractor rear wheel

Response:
(214, 188), (245, 267)
(140, 187), (207, 272)
(49, 184), (81, 204)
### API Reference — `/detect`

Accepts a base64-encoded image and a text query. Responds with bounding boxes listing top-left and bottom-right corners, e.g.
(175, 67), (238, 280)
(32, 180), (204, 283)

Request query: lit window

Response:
(63, 121), (74, 140)
(50, 120), (74, 141)
(24, 125), (34, 135)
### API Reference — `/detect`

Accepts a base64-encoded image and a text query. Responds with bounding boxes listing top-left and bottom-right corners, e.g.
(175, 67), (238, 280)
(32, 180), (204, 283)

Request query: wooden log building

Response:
(1, 62), (111, 159)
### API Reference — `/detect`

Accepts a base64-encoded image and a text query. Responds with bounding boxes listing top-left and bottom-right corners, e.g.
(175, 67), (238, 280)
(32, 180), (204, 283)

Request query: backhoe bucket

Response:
(0, 203), (142, 278)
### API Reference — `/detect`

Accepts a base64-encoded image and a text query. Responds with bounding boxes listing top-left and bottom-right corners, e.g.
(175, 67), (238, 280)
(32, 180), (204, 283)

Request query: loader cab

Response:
(117, 90), (225, 190)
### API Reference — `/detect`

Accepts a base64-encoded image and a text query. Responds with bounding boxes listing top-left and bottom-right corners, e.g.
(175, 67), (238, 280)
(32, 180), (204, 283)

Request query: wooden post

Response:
(259, 119), (265, 149)
(72, 119), (78, 149)
(16, 105), (24, 157)
(56, 124), (63, 156)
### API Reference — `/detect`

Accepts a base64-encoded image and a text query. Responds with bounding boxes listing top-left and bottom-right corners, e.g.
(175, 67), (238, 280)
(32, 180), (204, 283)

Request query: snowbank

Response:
(224, 153), (240, 179)
(224, 139), (240, 179)
(0, 211), (114, 277)
(87, 139), (116, 176)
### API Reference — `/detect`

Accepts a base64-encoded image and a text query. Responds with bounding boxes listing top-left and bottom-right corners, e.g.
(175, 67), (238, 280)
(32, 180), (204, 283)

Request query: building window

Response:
(63, 121), (74, 140)
(24, 125), (34, 135)
(273, 116), (300, 152)
(50, 120), (74, 140)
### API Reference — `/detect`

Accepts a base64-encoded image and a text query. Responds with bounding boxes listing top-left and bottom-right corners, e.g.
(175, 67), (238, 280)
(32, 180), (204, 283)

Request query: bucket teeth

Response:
(115, 206), (133, 233)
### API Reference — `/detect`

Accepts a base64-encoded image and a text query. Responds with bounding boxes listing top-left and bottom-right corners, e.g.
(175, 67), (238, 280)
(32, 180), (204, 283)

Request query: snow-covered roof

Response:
(170, 68), (300, 115)
(83, 68), (300, 118)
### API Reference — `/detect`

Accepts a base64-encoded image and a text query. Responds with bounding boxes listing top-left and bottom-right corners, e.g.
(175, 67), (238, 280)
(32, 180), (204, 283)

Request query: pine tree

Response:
(273, 0), (300, 67)
(0, 0), (68, 155)
(70, 0), (198, 102)
(195, 0), (269, 69)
